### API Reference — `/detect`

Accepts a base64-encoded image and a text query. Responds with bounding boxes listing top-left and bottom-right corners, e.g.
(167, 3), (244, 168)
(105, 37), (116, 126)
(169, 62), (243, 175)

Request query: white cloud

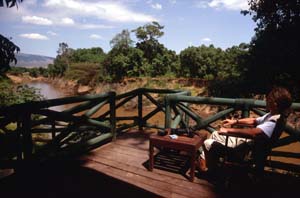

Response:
(78, 24), (114, 29)
(19, 33), (49, 40)
(21, 14), (112, 29)
(89, 34), (104, 40)
(44, 0), (157, 23)
(202, 37), (212, 42)
(60, 17), (75, 25)
(195, 1), (208, 8)
(47, 31), (57, 36)
(195, 0), (249, 10)
(169, 0), (176, 4)
(22, 16), (53, 25)
(209, 0), (248, 10)
(146, 0), (153, 4)
(151, 3), (162, 10)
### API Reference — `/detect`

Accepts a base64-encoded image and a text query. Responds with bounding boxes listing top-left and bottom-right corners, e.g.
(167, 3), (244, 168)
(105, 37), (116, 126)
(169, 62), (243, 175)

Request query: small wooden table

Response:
(149, 129), (205, 182)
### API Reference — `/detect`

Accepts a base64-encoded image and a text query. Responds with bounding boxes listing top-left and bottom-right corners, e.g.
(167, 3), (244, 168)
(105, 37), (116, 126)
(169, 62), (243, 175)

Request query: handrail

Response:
(0, 91), (116, 168)
(1, 87), (299, 173)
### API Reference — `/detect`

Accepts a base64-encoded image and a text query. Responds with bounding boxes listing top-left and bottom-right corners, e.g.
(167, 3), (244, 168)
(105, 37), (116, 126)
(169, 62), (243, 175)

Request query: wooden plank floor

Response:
(80, 130), (218, 198)
(1, 130), (300, 198)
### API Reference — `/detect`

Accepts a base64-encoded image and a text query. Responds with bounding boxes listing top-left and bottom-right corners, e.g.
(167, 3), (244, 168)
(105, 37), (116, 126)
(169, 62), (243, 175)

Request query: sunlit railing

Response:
(1, 88), (300, 173)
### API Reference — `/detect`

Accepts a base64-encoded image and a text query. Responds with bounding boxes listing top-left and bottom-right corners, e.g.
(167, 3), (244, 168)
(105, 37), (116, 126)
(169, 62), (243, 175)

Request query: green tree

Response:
(65, 63), (102, 85)
(0, 35), (20, 75)
(103, 30), (146, 81)
(242, 0), (300, 95)
(133, 21), (164, 64)
(0, 0), (23, 76)
(103, 47), (146, 81)
(70, 47), (105, 63)
(57, 42), (69, 55)
(0, 78), (43, 107)
(0, 0), (22, 7)
(208, 43), (250, 97)
(151, 48), (179, 77)
(221, 43), (249, 79)
(49, 42), (72, 77)
(110, 29), (133, 50)
(179, 45), (225, 79)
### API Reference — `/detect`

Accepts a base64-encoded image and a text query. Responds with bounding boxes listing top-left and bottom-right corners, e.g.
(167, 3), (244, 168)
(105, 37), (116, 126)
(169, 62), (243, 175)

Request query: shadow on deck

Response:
(1, 130), (300, 198)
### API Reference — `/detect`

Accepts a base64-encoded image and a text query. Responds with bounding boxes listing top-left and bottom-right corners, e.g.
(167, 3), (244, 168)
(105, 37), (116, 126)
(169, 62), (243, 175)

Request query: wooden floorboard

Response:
(80, 130), (217, 198)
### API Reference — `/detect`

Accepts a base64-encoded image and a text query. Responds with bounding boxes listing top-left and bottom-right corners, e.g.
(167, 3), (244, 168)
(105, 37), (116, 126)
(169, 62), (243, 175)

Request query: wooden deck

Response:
(80, 130), (217, 198)
(2, 130), (300, 198)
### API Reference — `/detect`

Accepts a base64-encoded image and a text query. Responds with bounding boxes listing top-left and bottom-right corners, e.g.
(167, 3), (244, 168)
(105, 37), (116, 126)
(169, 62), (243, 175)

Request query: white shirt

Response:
(256, 113), (280, 138)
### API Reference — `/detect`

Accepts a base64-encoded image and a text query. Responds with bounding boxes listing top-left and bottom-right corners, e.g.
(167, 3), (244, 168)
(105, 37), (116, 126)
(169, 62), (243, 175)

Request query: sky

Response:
(0, 0), (256, 58)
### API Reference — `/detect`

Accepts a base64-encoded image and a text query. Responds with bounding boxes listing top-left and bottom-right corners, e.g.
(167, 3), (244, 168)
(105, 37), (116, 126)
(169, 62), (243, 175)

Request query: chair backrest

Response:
(269, 114), (286, 147)
(252, 113), (287, 172)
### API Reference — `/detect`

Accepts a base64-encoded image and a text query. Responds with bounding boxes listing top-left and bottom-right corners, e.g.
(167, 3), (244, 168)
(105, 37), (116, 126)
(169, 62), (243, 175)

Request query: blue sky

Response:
(0, 0), (256, 57)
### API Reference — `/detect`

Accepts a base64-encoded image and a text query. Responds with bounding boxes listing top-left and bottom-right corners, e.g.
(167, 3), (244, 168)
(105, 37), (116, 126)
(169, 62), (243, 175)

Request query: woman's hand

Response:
(221, 119), (237, 127)
(219, 127), (228, 133)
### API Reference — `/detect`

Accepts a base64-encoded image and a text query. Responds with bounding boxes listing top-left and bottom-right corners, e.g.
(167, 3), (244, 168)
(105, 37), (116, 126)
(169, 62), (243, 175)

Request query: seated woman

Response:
(198, 87), (292, 173)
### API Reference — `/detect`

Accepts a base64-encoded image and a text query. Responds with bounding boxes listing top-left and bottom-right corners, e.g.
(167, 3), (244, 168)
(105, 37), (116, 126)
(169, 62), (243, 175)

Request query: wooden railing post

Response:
(22, 112), (33, 160)
(51, 120), (56, 139)
(185, 91), (191, 128)
(138, 90), (143, 130)
(165, 95), (171, 128)
(109, 92), (116, 140)
(16, 118), (23, 161)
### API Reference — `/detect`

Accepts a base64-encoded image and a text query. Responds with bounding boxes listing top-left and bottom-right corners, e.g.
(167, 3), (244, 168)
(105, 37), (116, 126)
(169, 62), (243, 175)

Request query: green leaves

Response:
(0, 78), (43, 107)
(110, 29), (133, 51)
(0, 0), (23, 8)
(243, 0), (300, 96)
(0, 34), (20, 75)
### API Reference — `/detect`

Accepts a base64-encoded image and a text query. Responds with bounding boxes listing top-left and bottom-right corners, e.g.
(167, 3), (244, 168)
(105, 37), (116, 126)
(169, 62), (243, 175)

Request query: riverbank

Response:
(7, 74), (208, 97)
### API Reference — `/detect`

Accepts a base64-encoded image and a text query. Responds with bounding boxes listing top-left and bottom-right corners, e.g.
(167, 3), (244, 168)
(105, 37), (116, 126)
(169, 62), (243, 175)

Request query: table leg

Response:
(190, 150), (196, 182)
(149, 141), (154, 171)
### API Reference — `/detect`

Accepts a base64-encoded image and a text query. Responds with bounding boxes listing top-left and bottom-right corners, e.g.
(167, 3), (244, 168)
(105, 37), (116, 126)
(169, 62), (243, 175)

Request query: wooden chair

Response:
(213, 114), (287, 186)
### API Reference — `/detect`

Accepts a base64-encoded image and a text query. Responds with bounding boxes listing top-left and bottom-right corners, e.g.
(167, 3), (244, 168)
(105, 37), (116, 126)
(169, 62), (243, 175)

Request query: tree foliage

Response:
(57, 42), (69, 56)
(0, 0), (22, 8)
(48, 42), (73, 77)
(103, 47), (145, 81)
(133, 21), (165, 64)
(0, 35), (20, 75)
(110, 29), (133, 51)
(69, 47), (105, 63)
(65, 63), (101, 85)
(0, 0), (22, 76)
(180, 45), (226, 80)
(133, 21), (164, 42)
(0, 78), (43, 107)
(242, 0), (300, 95)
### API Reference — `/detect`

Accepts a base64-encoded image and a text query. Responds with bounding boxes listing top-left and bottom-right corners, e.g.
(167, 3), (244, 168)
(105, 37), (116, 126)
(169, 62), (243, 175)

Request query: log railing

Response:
(1, 88), (300, 174)
(0, 88), (188, 169)
(0, 92), (116, 168)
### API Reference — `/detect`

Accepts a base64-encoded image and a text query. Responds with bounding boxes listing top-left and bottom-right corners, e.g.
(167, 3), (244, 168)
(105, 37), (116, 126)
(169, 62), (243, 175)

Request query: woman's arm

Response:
(222, 117), (257, 127)
(219, 126), (263, 137)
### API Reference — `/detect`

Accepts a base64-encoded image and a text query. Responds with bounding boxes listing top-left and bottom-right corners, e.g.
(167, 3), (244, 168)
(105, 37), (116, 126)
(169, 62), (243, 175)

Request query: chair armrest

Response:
(218, 131), (254, 139)
(234, 123), (255, 128)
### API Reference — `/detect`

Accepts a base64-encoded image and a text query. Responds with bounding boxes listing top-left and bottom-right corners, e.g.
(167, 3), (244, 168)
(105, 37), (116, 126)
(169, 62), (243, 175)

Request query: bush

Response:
(0, 78), (43, 107)
(64, 63), (101, 85)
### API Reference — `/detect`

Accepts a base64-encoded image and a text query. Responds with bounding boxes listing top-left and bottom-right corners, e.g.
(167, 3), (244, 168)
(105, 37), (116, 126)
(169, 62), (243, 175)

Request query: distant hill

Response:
(14, 53), (54, 68)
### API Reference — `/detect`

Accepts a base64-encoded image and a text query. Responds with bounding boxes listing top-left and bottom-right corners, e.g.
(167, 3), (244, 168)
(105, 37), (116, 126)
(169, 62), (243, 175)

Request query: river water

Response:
(27, 82), (64, 100)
